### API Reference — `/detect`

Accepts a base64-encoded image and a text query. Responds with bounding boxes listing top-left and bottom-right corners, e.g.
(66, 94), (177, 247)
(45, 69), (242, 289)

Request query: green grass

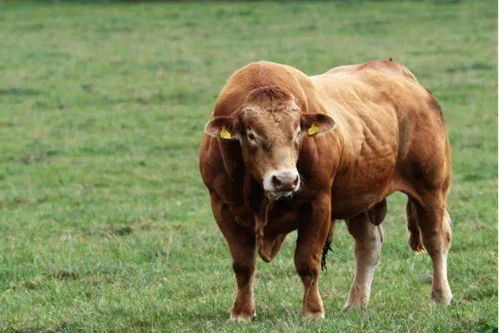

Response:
(0, 1), (496, 332)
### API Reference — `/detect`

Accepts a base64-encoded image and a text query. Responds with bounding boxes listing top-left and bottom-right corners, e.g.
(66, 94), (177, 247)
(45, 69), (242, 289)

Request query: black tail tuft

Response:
(321, 239), (332, 271)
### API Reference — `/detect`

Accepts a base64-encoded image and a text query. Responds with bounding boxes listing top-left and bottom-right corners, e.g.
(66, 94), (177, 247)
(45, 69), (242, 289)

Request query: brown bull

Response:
(199, 60), (452, 320)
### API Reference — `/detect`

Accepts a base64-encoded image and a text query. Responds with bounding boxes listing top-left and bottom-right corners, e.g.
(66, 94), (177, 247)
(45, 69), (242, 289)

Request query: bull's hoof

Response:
(431, 288), (452, 305)
(303, 310), (325, 319)
(230, 311), (255, 322)
(343, 291), (369, 310)
(343, 302), (367, 311)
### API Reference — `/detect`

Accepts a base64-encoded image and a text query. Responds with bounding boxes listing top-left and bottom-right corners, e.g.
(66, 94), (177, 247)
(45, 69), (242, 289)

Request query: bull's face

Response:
(205, 87), (335, 200)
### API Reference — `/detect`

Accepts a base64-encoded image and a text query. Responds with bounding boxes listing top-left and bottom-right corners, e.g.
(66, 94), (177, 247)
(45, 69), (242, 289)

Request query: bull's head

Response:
(205, 86), (335, 200)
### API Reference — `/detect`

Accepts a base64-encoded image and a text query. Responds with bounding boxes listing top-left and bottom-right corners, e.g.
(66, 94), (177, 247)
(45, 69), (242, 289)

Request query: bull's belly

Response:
(330, 153), (398, 219)
(331, 180), (394, 220)
(252, 172), (398, 234)
(331, 194), (383, 219)
(264, 191), (392, 234)
(262, 183), (395, 231)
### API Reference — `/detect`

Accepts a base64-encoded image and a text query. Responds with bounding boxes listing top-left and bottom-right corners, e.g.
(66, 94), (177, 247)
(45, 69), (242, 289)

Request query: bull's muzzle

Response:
(263, 169), (300, 199)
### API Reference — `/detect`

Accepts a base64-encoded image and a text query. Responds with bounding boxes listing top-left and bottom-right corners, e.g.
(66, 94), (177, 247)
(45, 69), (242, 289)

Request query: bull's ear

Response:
(301, 113), (336, 136)
(204, 116), (239, 140)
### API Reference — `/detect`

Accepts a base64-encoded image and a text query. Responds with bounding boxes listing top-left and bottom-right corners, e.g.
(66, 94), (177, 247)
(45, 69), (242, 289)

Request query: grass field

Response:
(0, 1), (497, 332)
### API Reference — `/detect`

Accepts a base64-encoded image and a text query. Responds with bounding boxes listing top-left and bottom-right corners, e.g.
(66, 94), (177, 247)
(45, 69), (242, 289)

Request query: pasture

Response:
(0, 1), (497, 332)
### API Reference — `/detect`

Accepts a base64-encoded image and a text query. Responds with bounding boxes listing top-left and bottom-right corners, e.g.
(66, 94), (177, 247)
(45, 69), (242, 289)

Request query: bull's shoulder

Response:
(199, 135), (246, 202)
(199, 135), (219, 188)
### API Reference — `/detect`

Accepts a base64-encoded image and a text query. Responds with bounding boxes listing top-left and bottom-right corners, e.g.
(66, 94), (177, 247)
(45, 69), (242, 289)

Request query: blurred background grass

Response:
(0, 1), (497, 332)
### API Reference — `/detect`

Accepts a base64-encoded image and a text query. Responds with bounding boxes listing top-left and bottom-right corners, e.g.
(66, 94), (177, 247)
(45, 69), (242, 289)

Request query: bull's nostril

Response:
(293, 176), (299, 186)
(272, 175), (282, 187)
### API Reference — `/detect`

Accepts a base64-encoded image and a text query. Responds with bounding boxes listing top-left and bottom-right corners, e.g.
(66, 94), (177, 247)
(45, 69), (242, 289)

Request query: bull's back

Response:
(312, 60), (449, 218)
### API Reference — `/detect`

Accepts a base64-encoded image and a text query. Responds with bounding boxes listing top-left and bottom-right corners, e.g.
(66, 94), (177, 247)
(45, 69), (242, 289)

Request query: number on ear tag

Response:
(220, 127), (232, 139)
(307, 123), (319, 136)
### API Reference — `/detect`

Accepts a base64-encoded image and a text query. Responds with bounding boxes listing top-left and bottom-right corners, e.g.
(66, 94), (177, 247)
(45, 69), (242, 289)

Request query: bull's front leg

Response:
(230, 239), (257, 321)
(210, 193), (256, 322)
(294, 193), (332, 319)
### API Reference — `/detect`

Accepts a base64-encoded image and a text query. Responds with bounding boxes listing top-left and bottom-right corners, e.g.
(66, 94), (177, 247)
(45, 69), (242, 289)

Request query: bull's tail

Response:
(407, 198), (425, 252)
(321, 221), (336, 270)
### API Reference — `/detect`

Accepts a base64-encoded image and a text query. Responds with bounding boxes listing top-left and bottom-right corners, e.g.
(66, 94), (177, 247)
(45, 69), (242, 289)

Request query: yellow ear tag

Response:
(307, 123), (320, 136)
(220, 127), (232, 139)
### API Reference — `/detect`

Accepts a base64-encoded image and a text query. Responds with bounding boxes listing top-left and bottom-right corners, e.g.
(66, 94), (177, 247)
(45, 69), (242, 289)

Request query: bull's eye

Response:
(294, 129), (300, 144)
(247, 132), (256, 142)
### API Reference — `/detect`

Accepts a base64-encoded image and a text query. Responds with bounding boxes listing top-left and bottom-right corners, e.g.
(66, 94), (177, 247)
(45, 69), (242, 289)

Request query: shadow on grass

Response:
(20, 0), (465, 4)
(5, 321), (77, 333)
(0, 88), (41, 96)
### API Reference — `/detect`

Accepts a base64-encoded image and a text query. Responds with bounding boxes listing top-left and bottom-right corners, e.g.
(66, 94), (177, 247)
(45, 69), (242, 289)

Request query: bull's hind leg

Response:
(411, 193), (453, 304)
(344, 203), (384, 309)
(210, 193), (256, 321)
